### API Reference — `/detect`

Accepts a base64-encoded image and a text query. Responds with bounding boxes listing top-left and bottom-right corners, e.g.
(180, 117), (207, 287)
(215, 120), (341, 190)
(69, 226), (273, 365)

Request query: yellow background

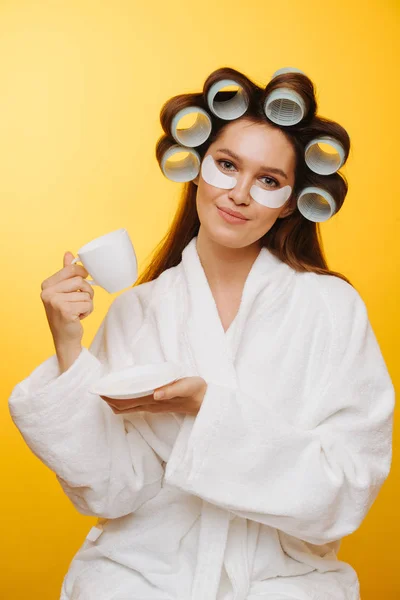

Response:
(1, 1), (399, 598)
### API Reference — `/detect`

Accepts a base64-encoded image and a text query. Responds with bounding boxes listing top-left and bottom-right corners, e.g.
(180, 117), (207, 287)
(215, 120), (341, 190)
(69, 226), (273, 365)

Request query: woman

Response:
(9, 67), (395, 600)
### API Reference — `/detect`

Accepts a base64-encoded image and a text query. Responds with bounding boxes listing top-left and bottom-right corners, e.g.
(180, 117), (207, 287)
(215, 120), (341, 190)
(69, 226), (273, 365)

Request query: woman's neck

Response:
(195, 227), (261, 291)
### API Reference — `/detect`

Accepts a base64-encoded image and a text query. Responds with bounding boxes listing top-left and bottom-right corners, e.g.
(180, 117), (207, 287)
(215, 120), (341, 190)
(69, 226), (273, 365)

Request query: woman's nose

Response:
(228, 177), (252, 205)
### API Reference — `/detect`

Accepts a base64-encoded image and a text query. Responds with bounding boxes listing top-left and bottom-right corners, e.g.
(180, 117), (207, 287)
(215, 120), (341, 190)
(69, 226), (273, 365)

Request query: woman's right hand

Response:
(40, 251), (95, 348)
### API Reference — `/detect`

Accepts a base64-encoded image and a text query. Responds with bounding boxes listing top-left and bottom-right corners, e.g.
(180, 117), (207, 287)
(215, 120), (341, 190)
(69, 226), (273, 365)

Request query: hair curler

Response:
(264, 88), (306, 126)
(304, 136), (345, 175)
(160, 145), (201, 182)
(264, 66), (308, 126)
(170, 106), (212, 148)
(271, 67), (306, 78)
(297, 186), (336, 222)
(206, 79), (250, 120)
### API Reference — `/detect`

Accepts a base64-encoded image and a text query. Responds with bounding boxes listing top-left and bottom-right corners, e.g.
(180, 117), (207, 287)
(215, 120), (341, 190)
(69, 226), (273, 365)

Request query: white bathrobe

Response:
(9, 236), (395, 600)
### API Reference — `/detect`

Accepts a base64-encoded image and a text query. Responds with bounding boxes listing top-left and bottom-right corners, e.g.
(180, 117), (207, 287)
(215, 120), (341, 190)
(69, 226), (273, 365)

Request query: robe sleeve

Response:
(8, 290), (164, 519)
(165, 282), (395, 545)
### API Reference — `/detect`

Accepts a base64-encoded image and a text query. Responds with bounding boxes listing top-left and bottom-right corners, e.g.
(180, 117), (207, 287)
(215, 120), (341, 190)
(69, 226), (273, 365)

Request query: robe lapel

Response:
(179, 235), (295, 388)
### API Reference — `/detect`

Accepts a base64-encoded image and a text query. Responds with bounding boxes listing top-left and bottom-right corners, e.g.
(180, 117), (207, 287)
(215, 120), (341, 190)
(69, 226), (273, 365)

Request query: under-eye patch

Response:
(249, 183), (292, 208)
(201, 155), (237, 189)
(201, 155), (292, 209)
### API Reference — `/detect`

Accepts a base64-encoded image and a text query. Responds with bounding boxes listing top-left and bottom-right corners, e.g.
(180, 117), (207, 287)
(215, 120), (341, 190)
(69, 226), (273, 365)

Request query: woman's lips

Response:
(217, 207), (248, 224)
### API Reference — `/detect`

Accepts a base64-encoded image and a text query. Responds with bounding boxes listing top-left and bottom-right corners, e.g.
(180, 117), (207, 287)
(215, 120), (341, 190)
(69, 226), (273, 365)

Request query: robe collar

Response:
(179, 236), (295, 388)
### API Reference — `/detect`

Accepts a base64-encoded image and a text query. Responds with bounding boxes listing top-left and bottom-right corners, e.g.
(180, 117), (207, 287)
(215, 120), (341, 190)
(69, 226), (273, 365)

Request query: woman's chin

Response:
(204, 223), (252, 249)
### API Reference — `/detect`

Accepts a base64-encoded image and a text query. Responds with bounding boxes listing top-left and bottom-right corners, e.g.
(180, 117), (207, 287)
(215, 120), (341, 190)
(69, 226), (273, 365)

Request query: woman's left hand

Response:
(100, 376), (207, 416)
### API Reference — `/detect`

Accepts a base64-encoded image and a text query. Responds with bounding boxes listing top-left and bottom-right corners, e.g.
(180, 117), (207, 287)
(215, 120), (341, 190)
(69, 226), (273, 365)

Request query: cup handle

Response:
(71, 256), (99, 286)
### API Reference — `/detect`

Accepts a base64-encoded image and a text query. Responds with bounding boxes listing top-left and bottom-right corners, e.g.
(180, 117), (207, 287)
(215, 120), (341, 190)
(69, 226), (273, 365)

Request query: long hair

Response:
(136, 67), (352, 287)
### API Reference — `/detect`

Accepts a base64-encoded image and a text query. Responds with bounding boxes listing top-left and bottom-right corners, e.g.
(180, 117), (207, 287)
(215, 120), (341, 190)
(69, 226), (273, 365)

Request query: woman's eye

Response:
(218, 160), (235, 171)
(261, 177), (278, 188)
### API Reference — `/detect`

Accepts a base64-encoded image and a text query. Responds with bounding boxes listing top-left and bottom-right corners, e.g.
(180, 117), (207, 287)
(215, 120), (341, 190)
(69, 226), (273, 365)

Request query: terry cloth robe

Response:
(8, 236), (395, 600)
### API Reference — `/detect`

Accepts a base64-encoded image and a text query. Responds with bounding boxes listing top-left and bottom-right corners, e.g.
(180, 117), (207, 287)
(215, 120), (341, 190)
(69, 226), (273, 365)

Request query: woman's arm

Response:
(165, 283), (395, 545)
(8, 291), (164, 519)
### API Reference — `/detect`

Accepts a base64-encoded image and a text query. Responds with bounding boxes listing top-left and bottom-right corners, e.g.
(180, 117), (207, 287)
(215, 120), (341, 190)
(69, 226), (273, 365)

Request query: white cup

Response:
(71, 228), (138, 293)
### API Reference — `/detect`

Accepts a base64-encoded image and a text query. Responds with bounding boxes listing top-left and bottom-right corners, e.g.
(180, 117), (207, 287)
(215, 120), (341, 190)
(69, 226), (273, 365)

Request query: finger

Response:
(133, 402), (182, 413)
(63, 251), (74, 269)
(100, 394), (155, 409)
(42, 262), (89, 290)
(110, 405), (142, 414)
(113, 403), (164, 414)
(69, 300), (92, 319)
(153, 377), (195, 400)
(64, 251), (89, 276)
(108, 402), (156, 412)
(102, 398), (141, 410)
(61, 292), (92, 303)
(102, 398), (157, 411)
(55, 276), (95, 298)
(110, 403), (159, 414)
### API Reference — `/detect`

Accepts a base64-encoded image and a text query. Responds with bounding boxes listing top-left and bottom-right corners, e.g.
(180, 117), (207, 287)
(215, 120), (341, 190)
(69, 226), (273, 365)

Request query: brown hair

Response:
(136, 67), (352, 287)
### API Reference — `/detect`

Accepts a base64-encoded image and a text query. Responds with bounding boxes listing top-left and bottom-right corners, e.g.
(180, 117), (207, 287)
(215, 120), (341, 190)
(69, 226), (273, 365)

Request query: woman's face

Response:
(193, 118), (297, 249)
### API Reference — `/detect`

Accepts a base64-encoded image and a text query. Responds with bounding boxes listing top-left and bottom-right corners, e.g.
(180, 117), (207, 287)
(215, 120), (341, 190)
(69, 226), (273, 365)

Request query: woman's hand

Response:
(41, 251), (94, 348)
(100, 376), (207, 416)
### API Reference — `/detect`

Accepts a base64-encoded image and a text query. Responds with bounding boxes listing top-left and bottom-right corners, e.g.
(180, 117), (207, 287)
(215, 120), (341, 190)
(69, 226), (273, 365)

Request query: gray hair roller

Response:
(297, 186), (336, 222)
(171, 107), (213, 148)
(206, 78), (250, 120)
(160, 145), (201, 182)
(304, 136), (345, 175)
(264, 67), (307, 126)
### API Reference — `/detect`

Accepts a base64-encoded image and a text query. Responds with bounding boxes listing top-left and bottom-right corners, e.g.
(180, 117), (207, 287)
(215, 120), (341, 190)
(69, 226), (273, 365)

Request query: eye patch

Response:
(200, 155), (292, 208)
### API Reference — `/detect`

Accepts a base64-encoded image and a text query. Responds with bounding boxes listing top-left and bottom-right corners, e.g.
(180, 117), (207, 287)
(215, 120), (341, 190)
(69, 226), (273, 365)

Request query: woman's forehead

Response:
(212, 120), (296, 171)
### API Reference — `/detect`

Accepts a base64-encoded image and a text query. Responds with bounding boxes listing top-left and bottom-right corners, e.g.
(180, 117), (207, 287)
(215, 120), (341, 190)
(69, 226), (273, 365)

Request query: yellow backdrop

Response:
(1, 1), (399, 598)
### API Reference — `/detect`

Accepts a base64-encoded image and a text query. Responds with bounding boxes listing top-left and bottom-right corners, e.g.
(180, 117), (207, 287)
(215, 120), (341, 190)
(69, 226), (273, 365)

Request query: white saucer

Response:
(89, 361), (184, 400)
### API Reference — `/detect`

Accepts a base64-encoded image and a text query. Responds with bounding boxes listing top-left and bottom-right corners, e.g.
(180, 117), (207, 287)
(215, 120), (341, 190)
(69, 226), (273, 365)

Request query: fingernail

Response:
(154, 391), (164, 400)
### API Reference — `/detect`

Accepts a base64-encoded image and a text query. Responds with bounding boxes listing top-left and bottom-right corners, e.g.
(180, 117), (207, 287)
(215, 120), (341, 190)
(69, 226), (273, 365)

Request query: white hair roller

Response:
(171, 107), (212, 148)
(305, 136), (345, 175)
(161, 145), (201, 182)
(206, 79), (249, 120)
(264, 66), (307, 126)
(264, 88), (306, 126)
(271, 67), (306, 78)
(297, 186), (336, 222)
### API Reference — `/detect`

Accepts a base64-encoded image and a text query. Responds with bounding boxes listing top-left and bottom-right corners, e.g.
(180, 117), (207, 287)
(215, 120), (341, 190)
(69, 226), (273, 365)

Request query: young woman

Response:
(9, 67), (395, 600)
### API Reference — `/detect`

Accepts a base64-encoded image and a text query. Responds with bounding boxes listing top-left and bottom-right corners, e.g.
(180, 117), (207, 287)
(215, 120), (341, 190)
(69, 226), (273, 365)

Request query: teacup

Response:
(71, 228), (138, 293)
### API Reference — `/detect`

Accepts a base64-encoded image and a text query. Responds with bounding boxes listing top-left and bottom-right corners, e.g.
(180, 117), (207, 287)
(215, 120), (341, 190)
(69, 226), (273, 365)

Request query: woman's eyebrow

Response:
(216, 148), (288, 180)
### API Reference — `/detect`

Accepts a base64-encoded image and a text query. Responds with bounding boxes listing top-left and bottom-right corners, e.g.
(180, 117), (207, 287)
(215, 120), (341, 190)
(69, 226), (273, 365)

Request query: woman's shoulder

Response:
(299, 271), (368, 327)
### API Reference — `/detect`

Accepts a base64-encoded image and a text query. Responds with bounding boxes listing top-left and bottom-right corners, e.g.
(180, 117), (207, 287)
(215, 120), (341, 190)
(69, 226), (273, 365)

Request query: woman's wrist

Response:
(55, 342), (83, 374)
